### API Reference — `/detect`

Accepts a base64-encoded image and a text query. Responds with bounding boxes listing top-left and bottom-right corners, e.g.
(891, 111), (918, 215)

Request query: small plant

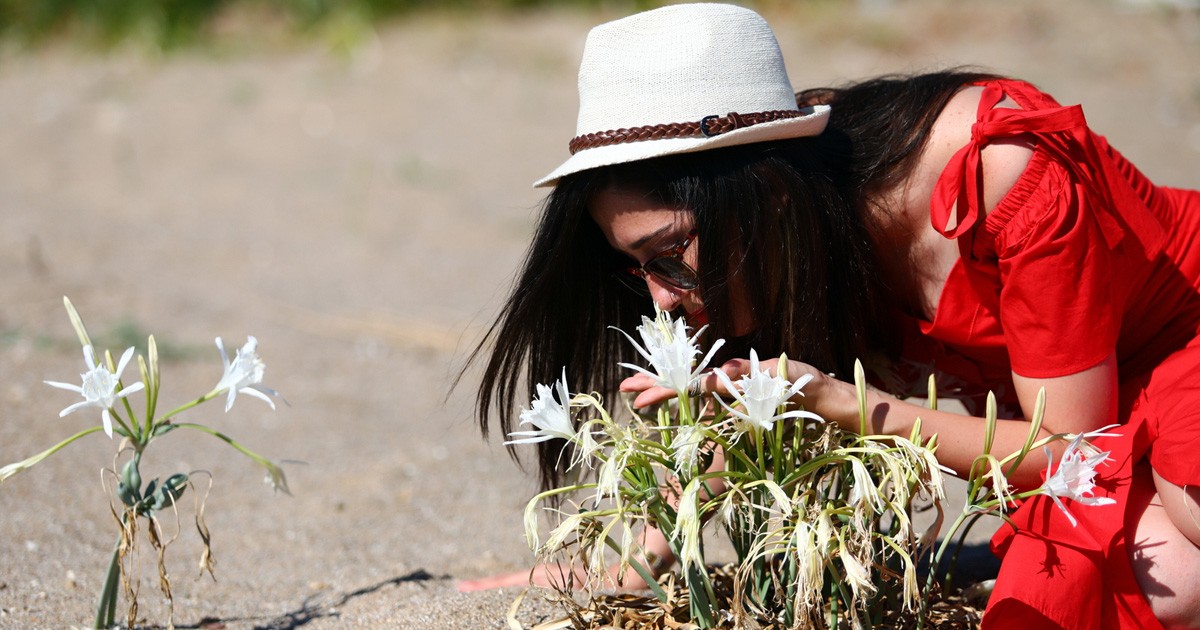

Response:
(508, 308), (1119, 628)
(0, 297), (288, 629)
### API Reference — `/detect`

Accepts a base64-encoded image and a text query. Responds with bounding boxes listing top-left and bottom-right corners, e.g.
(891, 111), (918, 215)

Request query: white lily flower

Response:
(672, 423), (706, 473)
(815, 509), (834, 554)
(214, 336), (281, 412)
(544, 511), (586, 553)
(790, 520), (822, 605)
(985, 454), (1017, 512)
(45, 345), (144, 438)
(1062, 424), (1123, 459)
(1041, 431), (1118, 527)
(893, 435), (952, 500)
(838, 537), (877, 600)
(572, 420), (603, 470)
(900, 552), (920, 612)
(718, 490), (743, 530)
(505, 369), (576, 445)
(848, 457), (884, 514)
(714, 350), (822, 438)
(522, 499), (542, 551)
(615, 310), (724, 395)
(262, 460), (291, 494)
(672, 481), (704, 572)
(595, 444), (630, 502)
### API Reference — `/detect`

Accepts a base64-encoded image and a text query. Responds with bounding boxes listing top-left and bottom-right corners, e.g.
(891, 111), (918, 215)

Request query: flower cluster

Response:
(0, 297), (287, 629)
(508, 308), (1120, 629)
(510, 309), (950, 627)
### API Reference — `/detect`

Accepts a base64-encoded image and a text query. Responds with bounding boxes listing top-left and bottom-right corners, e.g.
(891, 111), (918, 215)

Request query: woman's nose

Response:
(646, 277), (683, 312)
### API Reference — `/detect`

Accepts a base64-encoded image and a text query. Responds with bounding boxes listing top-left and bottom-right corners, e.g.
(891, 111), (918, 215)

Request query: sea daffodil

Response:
(214, 336), (281, 412)
(505, 369), (576, 445)
(616, 310), (723, 395)
(714, 350), (821, 438)
(1041, 430), (1118, 527)
(44, 345), (144, 438)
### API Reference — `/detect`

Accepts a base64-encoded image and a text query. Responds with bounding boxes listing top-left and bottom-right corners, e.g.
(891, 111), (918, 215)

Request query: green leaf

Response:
(149, 473), (188, 511)
(152, 422), (181, 437)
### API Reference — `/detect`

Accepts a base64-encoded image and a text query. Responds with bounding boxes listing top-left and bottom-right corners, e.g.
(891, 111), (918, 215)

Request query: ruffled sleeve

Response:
(994, 168), (1130, 377)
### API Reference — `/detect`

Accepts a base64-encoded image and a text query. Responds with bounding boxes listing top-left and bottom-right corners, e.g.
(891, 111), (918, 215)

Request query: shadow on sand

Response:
(157, 569), (449, 630)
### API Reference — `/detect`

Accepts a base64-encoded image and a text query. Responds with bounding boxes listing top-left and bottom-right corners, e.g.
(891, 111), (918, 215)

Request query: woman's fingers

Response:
(619, 372), (658, 393)
(455, 569), (535, 592)
(633, 385), (677, 409)
(619, 357), (818, 409)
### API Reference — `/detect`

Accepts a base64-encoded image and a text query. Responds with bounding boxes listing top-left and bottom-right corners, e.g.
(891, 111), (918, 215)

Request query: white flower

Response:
(985, 454), (1016, 512)
(672, 481), (704, 572)
(615, 310), (724, 395)
(893, 435), (952, 500)
(1041, 431), (1118, 527)
(44, 345), (144, 438)
(505, 369), (576, 445)
(714, 350), (822, 438)
(522, 499), (541, 550)
(573, 419), (602, 470)
(790, 520), (822, 605)
(838, 538), (876, 601)
(672, 423), (706, 473)
(214, 336), (281, 412)
(545, 511), (586, 553)
(848, 457), (884, 515)
(595, 443), (630, 502)
(262, 460), (290, 494)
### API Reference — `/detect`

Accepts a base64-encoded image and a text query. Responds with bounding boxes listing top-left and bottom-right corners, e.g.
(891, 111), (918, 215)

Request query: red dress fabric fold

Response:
(917, 78), (1200, 629)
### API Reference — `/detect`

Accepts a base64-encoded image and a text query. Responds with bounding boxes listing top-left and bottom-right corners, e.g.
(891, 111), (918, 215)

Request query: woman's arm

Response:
(624, 352), (1119, 489)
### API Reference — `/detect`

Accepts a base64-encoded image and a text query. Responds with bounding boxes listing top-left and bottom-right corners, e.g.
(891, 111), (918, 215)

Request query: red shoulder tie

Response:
(931, 84), (1089, 240)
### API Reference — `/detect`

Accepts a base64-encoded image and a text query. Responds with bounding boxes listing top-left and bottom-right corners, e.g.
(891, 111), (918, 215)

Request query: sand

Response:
(0, 1), (1197, 627)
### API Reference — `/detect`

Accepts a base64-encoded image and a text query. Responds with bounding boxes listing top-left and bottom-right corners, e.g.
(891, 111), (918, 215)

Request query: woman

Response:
(460, 4), (1200, 628)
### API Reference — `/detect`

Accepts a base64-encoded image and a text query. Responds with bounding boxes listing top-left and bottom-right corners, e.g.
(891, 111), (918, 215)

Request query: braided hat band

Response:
(568, 110), (807, 155)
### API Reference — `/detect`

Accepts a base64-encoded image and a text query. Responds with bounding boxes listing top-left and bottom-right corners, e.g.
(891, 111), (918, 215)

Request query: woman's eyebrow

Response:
(629, 224), (676, 252)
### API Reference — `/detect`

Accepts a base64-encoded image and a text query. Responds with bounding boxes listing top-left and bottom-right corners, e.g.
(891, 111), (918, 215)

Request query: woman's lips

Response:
(685, 309), (709, 327)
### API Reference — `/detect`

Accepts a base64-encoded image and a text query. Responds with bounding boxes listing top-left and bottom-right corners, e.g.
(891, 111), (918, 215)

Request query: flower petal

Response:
(101, 409), (114, 439)
(44, 380), (84, 393)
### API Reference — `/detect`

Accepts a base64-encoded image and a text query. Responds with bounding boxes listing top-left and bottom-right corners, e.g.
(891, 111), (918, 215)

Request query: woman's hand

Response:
(619, 356), (829, 411)
(456, 557), (657, 593)
(456, 526), (674, 592)
(456, 563), (649, 592)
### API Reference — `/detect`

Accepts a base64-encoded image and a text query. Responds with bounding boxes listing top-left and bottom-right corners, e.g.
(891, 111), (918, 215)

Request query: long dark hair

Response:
(471, 69), (999, 489)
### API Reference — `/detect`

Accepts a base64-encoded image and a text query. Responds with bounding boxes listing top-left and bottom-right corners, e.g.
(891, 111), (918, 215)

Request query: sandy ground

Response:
(0, 1), (1197, 628)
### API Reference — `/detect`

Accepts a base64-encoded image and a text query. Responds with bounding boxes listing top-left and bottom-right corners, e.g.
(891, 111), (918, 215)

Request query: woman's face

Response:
(589, 186), (754, 334)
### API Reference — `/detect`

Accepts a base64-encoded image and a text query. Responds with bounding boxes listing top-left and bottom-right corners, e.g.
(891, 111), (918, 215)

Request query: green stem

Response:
(172, 422), (287, 492)
(116, 385), (142, 442)
(94, 534), (121, 629)
(707, 434), (761, 474)
(105, 409), (138, 445)
(173, 421), (266, 465)
(155, 389), (225, 426)
(1, 426), (106, 484)
(602, 536), (669, 603)
(754, 429), (767, 479)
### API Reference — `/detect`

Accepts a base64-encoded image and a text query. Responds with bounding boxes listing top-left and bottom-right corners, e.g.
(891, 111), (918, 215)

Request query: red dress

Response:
(917, 78), (1200, 628)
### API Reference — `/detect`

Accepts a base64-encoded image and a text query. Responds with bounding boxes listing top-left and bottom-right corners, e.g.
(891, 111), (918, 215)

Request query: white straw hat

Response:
(534, 3), (831, 188)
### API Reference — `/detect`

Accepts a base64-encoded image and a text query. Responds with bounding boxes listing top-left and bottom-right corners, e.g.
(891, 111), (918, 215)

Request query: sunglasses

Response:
(621, 229), (699, 291)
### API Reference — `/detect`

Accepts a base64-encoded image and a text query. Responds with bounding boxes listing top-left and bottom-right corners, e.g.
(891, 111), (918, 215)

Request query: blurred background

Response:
(0, 1), (1198, 627)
